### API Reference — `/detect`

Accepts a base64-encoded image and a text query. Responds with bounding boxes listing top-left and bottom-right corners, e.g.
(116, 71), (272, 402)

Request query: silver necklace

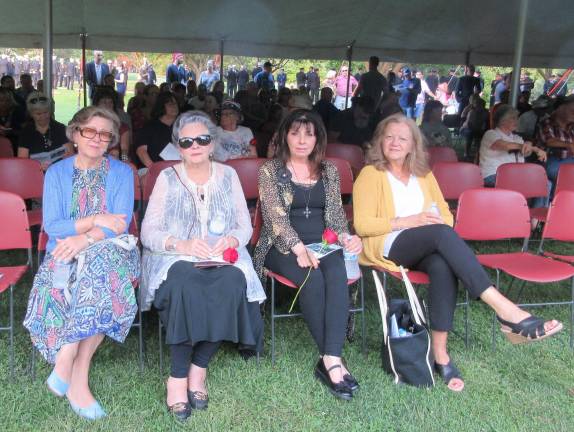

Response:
(289, 162), (313, 219)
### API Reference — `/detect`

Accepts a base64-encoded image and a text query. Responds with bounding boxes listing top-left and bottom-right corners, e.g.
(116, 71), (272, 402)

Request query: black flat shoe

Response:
(496, 315), (563, 344)
(167, 401), (192, 421)
(314, 359), (353, 401)
(341, 358), (359, 393)
(188, 390), (209, 410)
(434, 360), (464, 392)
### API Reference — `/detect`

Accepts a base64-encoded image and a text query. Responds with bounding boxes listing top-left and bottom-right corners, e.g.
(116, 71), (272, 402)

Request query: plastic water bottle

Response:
(390, 314), (400, 338)
(52, 261), (71, 290)
(398, 328), (413, 338)
(429, 201), (440, 216)
(341, 233), (360, 280)
(206, 212), (226, 248)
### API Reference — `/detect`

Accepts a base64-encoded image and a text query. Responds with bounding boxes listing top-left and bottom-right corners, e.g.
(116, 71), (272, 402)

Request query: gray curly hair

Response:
(66, 106), (120, 148)
(172, 110), (219, 147)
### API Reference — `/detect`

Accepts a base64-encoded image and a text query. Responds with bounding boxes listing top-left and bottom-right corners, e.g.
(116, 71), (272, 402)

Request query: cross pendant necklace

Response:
(303, 206), (311, 218)
(289, 161), (313, 219)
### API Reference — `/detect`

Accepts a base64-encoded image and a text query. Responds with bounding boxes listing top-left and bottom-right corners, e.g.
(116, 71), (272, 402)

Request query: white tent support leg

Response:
(510, 0), (529, 108)
(43, 0), (53, 101)
(344, 42), (354, 110)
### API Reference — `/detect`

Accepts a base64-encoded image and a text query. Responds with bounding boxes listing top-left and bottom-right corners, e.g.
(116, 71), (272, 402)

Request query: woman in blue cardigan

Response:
(24, 106), (140, 420)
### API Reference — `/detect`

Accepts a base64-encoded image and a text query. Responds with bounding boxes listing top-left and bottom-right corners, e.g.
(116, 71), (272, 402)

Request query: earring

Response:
(209, 152), (214, 160)
(73, 143), (78, 148)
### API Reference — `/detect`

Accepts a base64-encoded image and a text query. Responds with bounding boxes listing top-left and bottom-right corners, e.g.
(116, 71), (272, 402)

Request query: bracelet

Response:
(85, 232), (95, 245)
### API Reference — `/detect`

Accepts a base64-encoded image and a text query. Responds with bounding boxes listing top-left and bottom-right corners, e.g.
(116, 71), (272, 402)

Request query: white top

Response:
(383, 171), (425, 257)
(479, 128), (524, 179)
(213, 125), (254, 162)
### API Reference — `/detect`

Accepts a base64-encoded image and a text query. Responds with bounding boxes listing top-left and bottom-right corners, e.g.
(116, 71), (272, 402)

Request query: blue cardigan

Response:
(43, 156), (134, 252)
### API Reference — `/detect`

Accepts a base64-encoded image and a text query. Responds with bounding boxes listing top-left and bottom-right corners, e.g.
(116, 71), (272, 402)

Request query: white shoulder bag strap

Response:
(372, 270), (389, 340)
(399, 266), (427, 326)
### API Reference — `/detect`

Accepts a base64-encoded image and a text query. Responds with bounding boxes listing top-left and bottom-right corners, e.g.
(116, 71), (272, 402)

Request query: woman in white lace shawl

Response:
(140, 111), (265, 421)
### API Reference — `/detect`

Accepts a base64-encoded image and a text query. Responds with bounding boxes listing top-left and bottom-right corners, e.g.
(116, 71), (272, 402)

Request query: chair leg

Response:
(570, 277), (574, 350)
(30, 346), (36, 381)
(514, 280), (528, 304)
(492, 270), (501, 351)
(138, 288), (144, 373)
(271, 278), (276, 366)
(159, 319), (163, 374)
(360, 276), (366, 357)
(9, 284), (14, 379)
(464, 291), (470, 348)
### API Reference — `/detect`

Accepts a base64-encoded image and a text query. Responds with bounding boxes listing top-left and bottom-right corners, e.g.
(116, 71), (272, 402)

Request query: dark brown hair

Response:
(274, 109), (327, 176)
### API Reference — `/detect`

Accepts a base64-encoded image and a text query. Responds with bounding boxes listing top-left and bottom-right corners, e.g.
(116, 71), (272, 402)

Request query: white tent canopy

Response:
(0, 0), (572, 67)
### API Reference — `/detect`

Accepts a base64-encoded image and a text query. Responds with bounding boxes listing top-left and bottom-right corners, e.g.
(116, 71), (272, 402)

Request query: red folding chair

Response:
(252, 205), (366, 364)
(427, 146), (457, 168)
(555, 163), (574, 195)
(0, 158), (44, 227)
(495, 163), (549, 223)
(224, 158), (268, 226)
(538, 191), (574, 265)
(141, 160), (180, 202)
(455, 188), (574, 349)
(0, 191), (33, 377)
(325, 157), (354, 224)
(0, 136), (14, 157)
(325, 143), (365, 177)
(432, 162), (484, 201)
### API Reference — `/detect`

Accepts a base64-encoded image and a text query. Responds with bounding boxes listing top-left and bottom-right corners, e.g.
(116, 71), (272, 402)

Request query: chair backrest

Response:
(142, 160), (179, 200)
(432, 162), (484, 200)
(224, 158), (268, 200)
(427, 146), (458, 167)
(542, 191), (574, 242)
(0, 158), (44, 200)
(250, 200), (263, 248)
(325, 143), (365, 175)
(455, 188), (531, 241)
(325, 157), (353, 195)
(0, 136), (14, 157)
(127, 162), (142, 203)
(494, 162), (548, 199)
(555, 163), (574, 195)
(38, 229), (48, 253)
(0, 191), (32, 250)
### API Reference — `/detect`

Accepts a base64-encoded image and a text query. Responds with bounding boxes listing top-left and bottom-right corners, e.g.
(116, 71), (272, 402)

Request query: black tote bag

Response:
(373, 268), (435, 388)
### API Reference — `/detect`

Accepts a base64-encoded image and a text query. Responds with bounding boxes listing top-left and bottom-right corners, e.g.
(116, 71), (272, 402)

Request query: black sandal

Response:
(187, 390), (209, 410)
(434, 361), (464, 392)
(341, 358), (359, 393)
(497, 315), (563, 345)
(166, 401), (192, 421)
(314, 359), (353, 401)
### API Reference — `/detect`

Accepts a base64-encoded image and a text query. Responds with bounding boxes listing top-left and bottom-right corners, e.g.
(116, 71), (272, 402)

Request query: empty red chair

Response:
(427, 146), (457, 167)
(0, 158), (44, 227)
(326, 157), (354, 223)
(495, 163), (549, 222)
(0, 191), (32, 377)
(432, 162), (484, 200)
(455, 188), (574, 348)
(326, 143), (365, 177)
(141, 160), (179, 201)
(555, 163), (574, 195)
(0, 136), (13, 157)
(224, 158), (268, 200)
(538, 191), (574, 264)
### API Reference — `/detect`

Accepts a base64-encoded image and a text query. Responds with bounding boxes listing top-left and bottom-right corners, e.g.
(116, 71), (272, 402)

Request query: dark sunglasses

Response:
(77, 127), (114, 143)
(178, 135), (212, 148)
(29, 96), (48, 105)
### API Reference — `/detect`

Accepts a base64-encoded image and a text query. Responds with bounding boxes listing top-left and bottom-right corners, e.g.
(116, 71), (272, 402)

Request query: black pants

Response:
(388, 224), (492, 332)
(265, 248), (349, 356)
(170, 341), (222, 378)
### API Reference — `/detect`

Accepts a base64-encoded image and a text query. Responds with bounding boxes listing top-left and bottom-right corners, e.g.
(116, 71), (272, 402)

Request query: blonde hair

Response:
(366, 113), (430, 176)
(66, 106), (120, 148)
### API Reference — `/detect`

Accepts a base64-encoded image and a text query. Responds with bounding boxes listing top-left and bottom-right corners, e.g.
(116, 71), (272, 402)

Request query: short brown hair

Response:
(366, 113), (430, 176)
(274, 109), (327, 176)
(66, 106), (120, 148)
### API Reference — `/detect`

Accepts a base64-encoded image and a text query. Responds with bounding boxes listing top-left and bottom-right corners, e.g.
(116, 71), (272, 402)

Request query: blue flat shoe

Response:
(67, 398), (107, 420)
(46, 369), (69, 397)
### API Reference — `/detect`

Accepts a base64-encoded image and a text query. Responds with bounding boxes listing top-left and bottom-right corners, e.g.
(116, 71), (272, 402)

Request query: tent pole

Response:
(219, 39), (224, 82)
(465, 51), (470, 66)
(510, 0), (529, 108)
(81, 32), (87, 107)
(344, 42), (354, 110)
(43, 0), (53, 101)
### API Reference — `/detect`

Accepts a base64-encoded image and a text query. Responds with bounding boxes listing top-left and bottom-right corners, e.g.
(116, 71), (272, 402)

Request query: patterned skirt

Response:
(23, 241), (140, 364)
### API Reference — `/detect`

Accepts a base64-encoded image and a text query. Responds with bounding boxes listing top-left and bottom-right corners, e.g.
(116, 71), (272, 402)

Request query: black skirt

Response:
(154, 261), (263, 352)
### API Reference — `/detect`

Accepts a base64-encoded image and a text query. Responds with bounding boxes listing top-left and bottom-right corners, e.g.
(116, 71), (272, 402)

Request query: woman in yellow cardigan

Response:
(353, 113), (563, 392)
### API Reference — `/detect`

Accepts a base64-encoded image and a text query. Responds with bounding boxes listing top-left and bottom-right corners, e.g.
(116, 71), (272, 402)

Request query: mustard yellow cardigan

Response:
(352, 165), (453, 272)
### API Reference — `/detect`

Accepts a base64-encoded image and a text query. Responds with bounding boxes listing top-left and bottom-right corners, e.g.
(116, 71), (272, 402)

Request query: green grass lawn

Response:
(1, 239), (574, 432)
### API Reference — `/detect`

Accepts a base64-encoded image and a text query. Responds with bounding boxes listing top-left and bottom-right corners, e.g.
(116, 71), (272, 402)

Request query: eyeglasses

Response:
(29, 96), (48, 105)
(77, 127), (114, 143)
(178, 135), (212, 148)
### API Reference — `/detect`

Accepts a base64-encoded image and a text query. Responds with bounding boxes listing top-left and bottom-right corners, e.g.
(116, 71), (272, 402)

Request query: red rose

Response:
(322, 228), (338, 245)
(249, 138), (257, 147)
(223, 248), (239, 264)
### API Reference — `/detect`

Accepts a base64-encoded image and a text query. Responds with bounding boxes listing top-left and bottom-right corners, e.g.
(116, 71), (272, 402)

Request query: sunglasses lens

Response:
(178, 138), (194, 149)
(196, 135), (212, 146)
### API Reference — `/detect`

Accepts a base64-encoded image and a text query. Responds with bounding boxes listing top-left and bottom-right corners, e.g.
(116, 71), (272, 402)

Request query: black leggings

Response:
(170, 341), (222, 378)
(387, 224), (492, 332)
(265, 248), (349, 356)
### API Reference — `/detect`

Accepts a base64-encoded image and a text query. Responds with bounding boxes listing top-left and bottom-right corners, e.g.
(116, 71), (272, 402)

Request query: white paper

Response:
(305, 242), (342, 259)
(29, 146), (66, 164)
(159, 142), (182, 161)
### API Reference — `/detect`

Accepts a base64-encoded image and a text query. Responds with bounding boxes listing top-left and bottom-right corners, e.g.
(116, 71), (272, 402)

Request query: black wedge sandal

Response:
(314, 359), (353, 401)
(497, 315), (563, 345)
(435, 361), (464, 392)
